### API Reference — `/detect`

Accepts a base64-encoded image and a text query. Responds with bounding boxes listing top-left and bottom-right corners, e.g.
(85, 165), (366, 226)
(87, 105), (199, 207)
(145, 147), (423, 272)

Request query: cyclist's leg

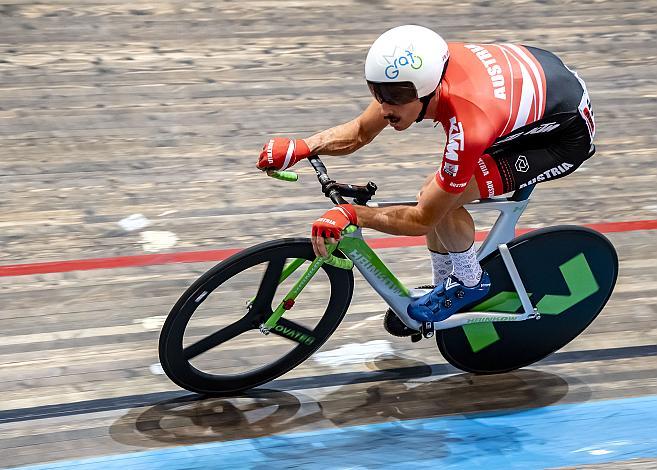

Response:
(432, 181), (480, 250)
(445, 115), (592, 283)
(409, 181), (491, 321)
(432, 180), (483, 287)
(417, 173), (452, 285)
(421, 173), (479, 253)
(411, 116), (593, 320)
(412, 176), (482, 287)
(441, 116), (592, 280)
(423, 178), (480, 285)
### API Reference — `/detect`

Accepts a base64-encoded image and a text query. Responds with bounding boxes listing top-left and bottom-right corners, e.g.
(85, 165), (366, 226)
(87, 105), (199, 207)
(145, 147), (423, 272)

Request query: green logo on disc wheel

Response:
(463, 253), (600, 353)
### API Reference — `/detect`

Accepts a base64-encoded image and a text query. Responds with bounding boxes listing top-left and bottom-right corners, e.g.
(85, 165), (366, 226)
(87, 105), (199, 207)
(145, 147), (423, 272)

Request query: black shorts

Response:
(477, 113), (594, 196)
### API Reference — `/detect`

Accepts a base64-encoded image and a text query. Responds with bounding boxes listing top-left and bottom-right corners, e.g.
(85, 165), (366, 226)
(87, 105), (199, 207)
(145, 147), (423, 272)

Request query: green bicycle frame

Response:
(261, 188), (538, 333)
(337, 227), (419, 328)
(262, 234), (355, 330)
(262, 225), (420, 331)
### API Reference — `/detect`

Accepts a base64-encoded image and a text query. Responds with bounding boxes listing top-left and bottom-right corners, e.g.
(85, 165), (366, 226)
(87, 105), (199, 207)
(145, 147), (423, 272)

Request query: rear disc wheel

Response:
(436, 226), (618, 374)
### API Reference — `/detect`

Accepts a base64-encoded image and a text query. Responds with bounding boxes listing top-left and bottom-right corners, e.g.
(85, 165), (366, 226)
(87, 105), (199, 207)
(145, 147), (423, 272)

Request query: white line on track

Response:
(140, 230), (178, 252)
(346, 313), (384, 330)
(118, 213), (150, 231)
(312, 340), (395, 367)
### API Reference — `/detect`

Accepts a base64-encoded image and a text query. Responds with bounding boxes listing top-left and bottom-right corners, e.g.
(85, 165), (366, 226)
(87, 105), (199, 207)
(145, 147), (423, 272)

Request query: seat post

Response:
(508, 184), (535, 202)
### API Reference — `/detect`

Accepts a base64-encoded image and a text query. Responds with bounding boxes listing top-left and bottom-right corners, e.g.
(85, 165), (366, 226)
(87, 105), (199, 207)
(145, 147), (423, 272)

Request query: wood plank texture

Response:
(0, 0), (656, 468)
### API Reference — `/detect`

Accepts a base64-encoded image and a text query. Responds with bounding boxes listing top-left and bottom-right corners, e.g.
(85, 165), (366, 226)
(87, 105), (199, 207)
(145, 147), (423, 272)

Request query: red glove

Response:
(257, 137), (311, 171)
(311, 204), (358, 240)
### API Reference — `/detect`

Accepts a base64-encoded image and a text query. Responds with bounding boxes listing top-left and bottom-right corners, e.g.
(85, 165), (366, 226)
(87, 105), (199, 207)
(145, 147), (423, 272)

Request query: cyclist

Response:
(257, 24), (595, 323)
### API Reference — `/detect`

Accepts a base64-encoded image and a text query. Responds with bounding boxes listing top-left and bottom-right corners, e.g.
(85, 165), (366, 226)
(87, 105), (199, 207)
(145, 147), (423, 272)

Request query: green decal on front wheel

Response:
(463, 252), (600, 353)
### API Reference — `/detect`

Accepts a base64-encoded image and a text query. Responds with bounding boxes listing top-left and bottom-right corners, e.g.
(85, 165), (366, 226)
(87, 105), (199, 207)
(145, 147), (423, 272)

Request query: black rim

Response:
(158, 238), (354, 395)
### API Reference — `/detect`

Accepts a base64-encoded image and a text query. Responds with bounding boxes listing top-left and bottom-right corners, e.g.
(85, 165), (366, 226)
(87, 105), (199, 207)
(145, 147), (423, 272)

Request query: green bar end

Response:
(269, 170), (299, 182)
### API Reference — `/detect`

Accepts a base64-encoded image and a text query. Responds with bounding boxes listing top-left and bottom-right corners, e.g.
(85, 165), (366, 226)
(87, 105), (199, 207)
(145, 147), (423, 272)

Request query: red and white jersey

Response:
(434, 42), (592, 193)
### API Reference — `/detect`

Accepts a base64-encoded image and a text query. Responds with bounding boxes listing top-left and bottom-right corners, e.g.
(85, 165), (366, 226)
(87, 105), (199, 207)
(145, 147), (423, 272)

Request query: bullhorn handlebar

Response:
(268, 155), (377, 206)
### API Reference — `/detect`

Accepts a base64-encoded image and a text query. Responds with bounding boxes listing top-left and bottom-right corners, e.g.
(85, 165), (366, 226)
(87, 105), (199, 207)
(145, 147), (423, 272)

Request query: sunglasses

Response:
(367, 80), (419, 105)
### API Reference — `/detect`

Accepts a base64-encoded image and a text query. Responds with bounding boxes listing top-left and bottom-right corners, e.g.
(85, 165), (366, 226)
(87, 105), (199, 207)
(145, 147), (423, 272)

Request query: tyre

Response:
(159, 238), (354, 395)
(436, 226), (618, 374)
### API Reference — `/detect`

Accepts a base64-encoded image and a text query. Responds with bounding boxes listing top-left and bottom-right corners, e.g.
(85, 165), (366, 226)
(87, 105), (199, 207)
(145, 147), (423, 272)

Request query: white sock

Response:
(449, 244), (482, 287)
(430, 251), (452, 286)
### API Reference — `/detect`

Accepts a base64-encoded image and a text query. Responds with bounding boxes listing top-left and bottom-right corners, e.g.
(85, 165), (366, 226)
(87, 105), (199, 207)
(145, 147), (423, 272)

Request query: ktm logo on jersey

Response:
(445, 117), (464, 162)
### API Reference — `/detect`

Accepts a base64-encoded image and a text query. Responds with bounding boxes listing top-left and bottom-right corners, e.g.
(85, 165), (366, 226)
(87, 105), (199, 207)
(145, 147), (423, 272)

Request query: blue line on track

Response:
(12, 395), (657, 469)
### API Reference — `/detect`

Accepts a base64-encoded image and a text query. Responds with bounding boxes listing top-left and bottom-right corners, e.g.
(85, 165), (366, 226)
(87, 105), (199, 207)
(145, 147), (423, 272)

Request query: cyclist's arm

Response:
(304, 100), (387, 156)
(352, 108), (493, 235)
(352, 176), (465, 236)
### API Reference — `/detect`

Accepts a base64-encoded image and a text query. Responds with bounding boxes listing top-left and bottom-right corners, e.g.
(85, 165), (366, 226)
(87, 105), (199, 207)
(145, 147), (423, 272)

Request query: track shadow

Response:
(109, 388), (319, 447)
(324, 354), (592, 427)
(109, 355), (591, 449)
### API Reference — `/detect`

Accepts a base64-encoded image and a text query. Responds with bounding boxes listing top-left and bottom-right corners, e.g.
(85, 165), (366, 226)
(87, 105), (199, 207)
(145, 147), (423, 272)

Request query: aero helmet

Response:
(365, 25), (449, 120)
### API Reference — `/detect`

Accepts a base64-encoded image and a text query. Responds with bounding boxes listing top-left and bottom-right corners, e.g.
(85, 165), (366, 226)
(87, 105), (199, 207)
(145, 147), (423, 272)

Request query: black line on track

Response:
(1, 344), (656, 425)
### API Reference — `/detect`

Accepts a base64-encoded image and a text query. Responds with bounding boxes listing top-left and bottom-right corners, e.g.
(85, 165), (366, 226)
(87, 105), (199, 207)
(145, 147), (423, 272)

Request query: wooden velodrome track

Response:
(1, 0), (656, 468)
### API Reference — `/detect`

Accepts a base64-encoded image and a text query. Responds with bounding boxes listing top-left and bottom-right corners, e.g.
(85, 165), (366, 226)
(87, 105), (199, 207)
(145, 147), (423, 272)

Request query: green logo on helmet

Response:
(385, 50), (423, 79)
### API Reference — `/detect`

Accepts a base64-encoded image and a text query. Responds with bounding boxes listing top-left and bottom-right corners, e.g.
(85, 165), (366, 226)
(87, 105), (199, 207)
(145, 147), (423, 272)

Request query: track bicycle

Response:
(159, 146), (617, 395)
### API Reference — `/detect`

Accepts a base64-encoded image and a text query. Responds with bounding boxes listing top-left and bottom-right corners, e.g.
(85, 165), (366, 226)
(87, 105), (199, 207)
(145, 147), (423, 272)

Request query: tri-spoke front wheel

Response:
(158, 238), (354, 395)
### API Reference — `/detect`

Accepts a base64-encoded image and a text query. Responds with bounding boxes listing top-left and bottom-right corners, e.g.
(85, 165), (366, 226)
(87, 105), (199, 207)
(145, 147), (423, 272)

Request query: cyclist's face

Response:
(380, 99), (422, 131)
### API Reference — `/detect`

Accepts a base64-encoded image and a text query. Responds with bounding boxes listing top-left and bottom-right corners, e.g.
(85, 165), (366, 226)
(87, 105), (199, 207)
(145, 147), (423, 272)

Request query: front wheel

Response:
(159, 238), (354, 395)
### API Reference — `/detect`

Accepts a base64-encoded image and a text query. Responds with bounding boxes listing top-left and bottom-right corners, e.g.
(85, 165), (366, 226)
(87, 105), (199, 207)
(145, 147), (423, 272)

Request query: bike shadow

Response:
(109, 355), (591, 451)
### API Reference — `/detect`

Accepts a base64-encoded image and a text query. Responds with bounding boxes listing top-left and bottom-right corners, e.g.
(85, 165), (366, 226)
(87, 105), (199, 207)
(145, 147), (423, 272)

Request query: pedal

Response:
(410, 333), (423, 343)
(420, 321), (435, 339)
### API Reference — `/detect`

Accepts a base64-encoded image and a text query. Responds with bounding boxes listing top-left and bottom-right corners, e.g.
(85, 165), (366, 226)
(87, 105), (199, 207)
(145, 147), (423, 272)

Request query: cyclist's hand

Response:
(257, 137), (311, 171)
(311, 204), (357, 257)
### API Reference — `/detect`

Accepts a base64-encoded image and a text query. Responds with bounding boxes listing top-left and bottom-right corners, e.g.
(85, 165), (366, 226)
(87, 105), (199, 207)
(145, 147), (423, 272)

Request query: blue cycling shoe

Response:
(407, 272), (491, 322)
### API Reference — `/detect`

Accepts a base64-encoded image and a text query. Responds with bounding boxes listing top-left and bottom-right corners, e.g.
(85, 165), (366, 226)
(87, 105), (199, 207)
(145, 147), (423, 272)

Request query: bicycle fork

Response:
(258, 242), (353, 334)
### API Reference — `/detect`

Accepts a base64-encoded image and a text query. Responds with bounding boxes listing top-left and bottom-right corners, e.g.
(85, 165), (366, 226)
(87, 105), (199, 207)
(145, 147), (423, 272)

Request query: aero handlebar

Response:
(268, 155), (377, 206)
